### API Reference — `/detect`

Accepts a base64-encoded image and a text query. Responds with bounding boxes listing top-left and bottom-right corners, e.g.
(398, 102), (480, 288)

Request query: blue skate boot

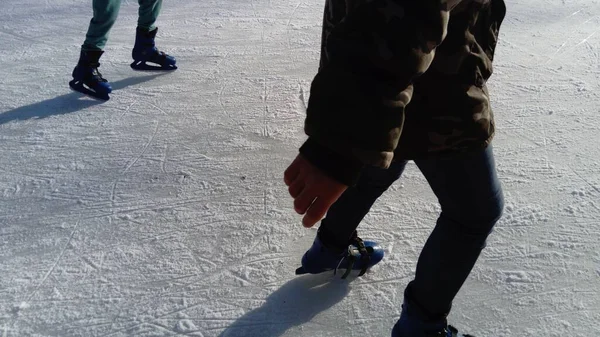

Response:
(295, 230), (384, 279)
(69, 50), (112, 100)
(131, 27), (177, 71)
(392, 287), (474, 337)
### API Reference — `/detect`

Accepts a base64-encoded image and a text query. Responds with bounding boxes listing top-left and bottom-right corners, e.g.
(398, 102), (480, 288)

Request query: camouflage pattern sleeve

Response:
(304, 0), (463, 170)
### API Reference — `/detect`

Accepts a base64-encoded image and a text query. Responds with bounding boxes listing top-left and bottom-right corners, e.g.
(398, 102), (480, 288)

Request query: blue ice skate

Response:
(69, 50), (112, 100)
(392, 321), (474, 337)
(295, 232), (384, 279)
(392, 292), (474, 337)
(131, 27), (177, 71)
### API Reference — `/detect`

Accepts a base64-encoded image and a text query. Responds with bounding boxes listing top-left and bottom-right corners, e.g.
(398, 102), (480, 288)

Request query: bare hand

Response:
(284, 154), (348, 227)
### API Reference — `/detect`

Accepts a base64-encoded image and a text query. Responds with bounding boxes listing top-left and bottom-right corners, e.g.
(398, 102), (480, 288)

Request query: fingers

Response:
(285, 156), (307, 198)
(302, 196), (332, 228)
(283, 154), (347, 228)
(284, 156), (302, 186)
(293, 186), (317, 215)
(288, 177), (305, 198)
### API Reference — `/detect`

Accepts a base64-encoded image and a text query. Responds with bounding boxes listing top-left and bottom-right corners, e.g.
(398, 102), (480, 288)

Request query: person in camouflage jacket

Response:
(284, 0), (507, 336)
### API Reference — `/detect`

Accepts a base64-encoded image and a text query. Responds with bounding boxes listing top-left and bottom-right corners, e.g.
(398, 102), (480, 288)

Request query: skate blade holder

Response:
(130, 61), (176, 71)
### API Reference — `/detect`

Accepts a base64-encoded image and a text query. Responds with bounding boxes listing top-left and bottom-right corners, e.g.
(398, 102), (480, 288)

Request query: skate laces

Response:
(90, 65), (108, 83)
(334, 235), (373, 279)
(142, 46), (169, 60)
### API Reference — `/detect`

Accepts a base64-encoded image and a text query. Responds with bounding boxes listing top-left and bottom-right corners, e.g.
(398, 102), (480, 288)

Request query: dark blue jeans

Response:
(319, 146), (504, 317)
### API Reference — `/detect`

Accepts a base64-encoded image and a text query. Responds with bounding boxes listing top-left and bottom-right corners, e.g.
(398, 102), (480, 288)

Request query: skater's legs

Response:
(82, 0), (122, 51)
(408, 145), (504, 317)
(318, 160), (408, 249)
(137, 0), (162, 32)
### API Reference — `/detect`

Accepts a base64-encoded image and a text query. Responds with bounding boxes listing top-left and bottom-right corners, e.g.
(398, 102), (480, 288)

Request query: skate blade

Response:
(130, 61), (177, 71)
(294, 266), (335, 275)
(295, 266), (368, 279)
(69, 80), (110, 101)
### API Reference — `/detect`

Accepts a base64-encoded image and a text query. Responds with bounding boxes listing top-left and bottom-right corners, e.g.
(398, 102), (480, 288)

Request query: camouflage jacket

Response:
(299, 0), (507, 185)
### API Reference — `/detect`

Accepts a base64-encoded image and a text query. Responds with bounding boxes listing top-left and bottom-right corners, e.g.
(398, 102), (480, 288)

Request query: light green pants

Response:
(82, 0), (163, 51)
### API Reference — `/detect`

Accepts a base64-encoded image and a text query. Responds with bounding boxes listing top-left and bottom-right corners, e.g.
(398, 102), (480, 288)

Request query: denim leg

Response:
(408, 146), (504, 317)
(318, 160), (408, 249)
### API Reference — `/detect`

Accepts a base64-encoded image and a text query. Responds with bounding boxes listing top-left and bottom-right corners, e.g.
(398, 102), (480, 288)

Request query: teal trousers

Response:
(82, 0), (163, 51)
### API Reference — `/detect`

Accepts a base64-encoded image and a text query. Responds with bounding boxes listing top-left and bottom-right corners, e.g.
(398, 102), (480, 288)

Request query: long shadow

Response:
(219, 274), (351, 337)
(0, 74), (165, 125)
